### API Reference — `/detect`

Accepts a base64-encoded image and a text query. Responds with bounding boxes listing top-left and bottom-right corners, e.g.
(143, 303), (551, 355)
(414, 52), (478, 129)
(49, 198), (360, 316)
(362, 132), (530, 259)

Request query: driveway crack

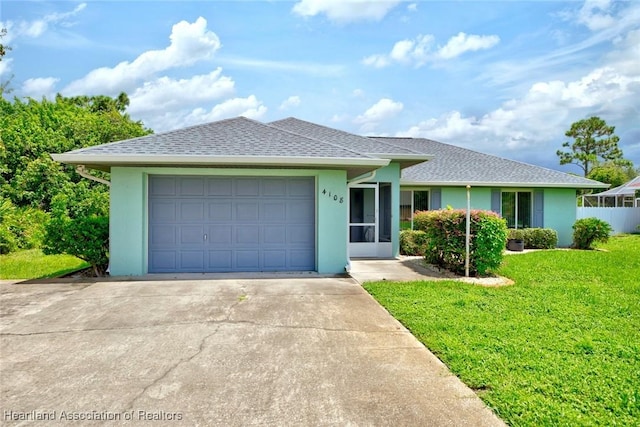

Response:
(123, 293), (247, 411)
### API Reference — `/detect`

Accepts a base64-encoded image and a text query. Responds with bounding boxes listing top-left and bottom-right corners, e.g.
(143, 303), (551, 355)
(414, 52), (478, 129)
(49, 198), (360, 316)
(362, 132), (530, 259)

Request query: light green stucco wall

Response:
(441, 187), (493, 211)
(543, 188), (577, 247)
(401, 185), (577, 247)
(109, 167), (348, 276)
(362, 162), (401, 257)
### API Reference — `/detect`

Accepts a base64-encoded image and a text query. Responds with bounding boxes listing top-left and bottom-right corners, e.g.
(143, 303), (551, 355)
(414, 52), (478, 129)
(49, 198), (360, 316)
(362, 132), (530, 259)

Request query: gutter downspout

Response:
(347, 170), (376, 187)
(345, 170), (378, 272)
(76, 165), (110, 187)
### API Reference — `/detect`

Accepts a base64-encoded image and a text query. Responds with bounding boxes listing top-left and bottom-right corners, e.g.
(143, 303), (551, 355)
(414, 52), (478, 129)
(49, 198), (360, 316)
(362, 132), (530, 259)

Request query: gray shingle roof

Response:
(375, 137), (608, 188)
(270, 117), (422, 156)
(64, 116), (373, 160)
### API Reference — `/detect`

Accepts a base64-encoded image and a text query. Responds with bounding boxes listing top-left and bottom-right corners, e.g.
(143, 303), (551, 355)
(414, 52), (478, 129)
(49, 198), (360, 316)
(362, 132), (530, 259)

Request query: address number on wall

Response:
(321, 188), (344, 204)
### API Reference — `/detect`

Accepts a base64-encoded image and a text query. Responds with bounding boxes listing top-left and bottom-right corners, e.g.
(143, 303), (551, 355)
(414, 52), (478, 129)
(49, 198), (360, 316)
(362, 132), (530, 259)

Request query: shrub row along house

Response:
(52, 117), (607, 275)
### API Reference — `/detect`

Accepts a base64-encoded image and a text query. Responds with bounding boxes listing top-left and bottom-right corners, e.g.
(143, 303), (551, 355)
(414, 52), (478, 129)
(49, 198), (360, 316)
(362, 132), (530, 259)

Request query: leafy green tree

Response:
(587, 162), (636, 189)
(0, 94), (151, 208)
(557, 116), (629, 176)
(1, 27), (13, 95)
(43, 182), (110, 276)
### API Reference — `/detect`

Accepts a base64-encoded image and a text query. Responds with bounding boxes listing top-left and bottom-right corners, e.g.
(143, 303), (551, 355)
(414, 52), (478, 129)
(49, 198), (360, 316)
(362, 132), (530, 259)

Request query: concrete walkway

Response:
(0, 277), (505, 426)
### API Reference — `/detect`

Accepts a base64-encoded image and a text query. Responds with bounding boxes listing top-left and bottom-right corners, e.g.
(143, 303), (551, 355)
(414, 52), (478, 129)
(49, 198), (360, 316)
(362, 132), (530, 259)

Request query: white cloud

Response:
(355, 98), (403, 132)
(397, 27), (640, 158)
(184, 96), (267, 126)
(352, 88), (365, 98)
(63, 17), (221, 95)
(292, 0), (402, 23)
(407, 3), (418, 12)
(436, 32), (500, 60)
(0, 3), (86, 43)
(22, 77), (59, 98)
(141, 95), (267, 132)
(279, 95), (301, 110)
(363, 32), (497, 68)
(128, 68), (234, 115)
(0, 58), (13, 77)
(578, 0), (615, 31)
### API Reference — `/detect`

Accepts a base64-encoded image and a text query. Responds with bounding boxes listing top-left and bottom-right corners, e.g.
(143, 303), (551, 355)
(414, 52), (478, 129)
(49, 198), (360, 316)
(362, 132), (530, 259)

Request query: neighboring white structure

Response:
(582, 176), (640, 207)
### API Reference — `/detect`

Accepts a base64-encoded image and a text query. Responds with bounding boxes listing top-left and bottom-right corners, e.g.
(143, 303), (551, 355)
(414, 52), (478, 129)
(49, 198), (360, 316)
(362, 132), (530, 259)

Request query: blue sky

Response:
(2, 0), (639, 174)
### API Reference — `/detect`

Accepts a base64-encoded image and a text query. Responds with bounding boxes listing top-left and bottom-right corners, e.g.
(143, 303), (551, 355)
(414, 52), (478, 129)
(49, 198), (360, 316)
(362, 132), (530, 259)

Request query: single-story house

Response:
(52, 116), (607, 276)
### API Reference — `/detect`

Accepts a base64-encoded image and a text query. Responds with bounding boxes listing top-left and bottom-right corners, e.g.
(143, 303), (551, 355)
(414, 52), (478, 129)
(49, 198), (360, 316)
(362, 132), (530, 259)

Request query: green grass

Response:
(364, 235), (640, 426)
(0, 249), (89, 279)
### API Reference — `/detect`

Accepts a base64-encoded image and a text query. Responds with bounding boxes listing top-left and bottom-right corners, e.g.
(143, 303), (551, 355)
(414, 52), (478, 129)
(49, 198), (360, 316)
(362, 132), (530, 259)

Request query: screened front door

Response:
(348, 183), (392, 258)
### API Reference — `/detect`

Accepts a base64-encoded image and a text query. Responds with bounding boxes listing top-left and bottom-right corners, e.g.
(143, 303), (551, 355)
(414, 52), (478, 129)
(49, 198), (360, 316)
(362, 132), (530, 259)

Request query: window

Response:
(400, 190), (429, 229)
(502, 191), (532, 228)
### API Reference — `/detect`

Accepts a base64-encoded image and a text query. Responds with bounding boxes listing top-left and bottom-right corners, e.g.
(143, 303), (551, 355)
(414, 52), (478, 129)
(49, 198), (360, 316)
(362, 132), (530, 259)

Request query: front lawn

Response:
(0, 249), (89, 279)
(364, 235), (639, 426)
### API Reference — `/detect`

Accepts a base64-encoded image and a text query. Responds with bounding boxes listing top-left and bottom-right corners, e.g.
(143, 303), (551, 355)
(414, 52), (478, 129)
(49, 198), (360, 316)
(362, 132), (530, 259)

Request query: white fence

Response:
(576, 207), (640, 234)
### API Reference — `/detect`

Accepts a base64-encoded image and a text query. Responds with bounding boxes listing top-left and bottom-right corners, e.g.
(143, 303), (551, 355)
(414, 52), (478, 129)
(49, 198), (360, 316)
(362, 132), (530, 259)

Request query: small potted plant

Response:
(507, 229), (525, 251)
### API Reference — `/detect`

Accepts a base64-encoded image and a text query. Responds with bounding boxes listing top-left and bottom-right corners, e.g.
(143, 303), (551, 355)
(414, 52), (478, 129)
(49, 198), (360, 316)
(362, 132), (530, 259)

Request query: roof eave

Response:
(400, 180), (610, 189)
(369, 154), (433, 170)
(51, 153), (390, 171)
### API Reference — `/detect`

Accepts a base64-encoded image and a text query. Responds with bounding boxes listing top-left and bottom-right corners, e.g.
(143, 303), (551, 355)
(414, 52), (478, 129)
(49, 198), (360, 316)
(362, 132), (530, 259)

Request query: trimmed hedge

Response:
(399, 230), (428, 256)
(413, 209), (508, 276)
(507, 228), (558, 249)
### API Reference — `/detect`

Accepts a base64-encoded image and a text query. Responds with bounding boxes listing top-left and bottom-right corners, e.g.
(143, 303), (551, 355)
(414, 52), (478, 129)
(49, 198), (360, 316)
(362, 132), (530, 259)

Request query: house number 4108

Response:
(321, 188), (344, 204)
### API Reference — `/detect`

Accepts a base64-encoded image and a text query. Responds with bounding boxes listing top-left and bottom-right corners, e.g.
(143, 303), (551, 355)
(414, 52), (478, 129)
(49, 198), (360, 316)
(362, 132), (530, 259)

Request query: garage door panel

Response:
(208, 178), (233, 196)
(149, 176), (315, 273)
(207, 225), (232, 244)
(180, 251), (204, 270)
(150, 251), (177, 271)
(180, 226), (204, 244)
(290, 250), (315, 269)
(236, 202), (259, 221)
(289, 178), (315, 196)
(263, 202), (286, 222)
(264, 226), (286, 244)
(209, 201), (232, 221)
(150, 201), (176, 221)
(208, 250), (232, 269)
(180, 202), (205, 221)
(264, 250), (287, 269)
(236, 179), (260, 196)
(150, 177), (176, 196)
(180, 177), (205, 196)
(236, 250), (260, 269)
(263, 179), (287, 196)
(288, 201), (314, 221)
(236, 226), (260, 244)
(150, 225), (176, 245)
(288, 225), (315, 244)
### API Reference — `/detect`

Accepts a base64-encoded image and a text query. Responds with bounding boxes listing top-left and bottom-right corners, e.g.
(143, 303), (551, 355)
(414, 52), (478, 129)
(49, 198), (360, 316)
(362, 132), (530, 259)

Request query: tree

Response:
(557, 116), (628, 176)
(587, 162), (637, 189)
(0, 94), (151, 209)
(1, 28), (13, 95)
(43, 182), (110, 276)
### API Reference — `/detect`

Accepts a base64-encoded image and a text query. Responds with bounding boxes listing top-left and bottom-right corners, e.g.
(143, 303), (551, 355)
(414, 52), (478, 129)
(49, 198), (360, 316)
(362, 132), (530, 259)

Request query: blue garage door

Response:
(148, 176), (316, 273)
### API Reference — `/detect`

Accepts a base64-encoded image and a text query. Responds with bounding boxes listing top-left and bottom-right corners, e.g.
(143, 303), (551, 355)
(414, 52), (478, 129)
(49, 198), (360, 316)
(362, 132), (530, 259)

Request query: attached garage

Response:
(148, 176), (316, 273)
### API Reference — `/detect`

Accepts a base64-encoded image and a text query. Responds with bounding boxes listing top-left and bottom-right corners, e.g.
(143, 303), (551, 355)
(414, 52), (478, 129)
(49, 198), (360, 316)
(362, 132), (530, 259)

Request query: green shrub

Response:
(413, 209), (508, 276)
(523, 228), (558, 249)
(507, 229), (525, 241)
(572, 217), (612, 249)
(43, 182), (109, 276)
(399, 230), (428, 256)
(0, 198), (49, 254)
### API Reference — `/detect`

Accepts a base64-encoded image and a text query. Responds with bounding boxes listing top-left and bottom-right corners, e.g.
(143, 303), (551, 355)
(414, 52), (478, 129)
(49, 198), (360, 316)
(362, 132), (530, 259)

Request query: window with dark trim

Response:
(400, 190), (429, 229)
(502, 191), (532, 228)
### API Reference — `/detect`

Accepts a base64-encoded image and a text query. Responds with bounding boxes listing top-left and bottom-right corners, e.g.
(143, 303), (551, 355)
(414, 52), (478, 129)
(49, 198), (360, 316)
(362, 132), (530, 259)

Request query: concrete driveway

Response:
(0, 276), (504, 426)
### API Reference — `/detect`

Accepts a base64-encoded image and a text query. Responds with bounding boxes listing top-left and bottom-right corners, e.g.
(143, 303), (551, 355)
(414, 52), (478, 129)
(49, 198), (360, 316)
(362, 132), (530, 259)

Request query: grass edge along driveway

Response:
(0, 249), (89, 280)
(364, 235), (639, 426)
